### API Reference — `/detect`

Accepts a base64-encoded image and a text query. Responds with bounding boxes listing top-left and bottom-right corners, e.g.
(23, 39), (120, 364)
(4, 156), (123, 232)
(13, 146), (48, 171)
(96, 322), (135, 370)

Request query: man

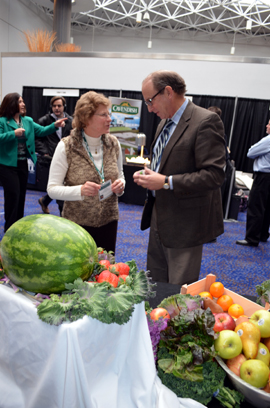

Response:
(36, 96), (73, 214)
(236, 120), (270, 247)
(133, 70), (225, 286)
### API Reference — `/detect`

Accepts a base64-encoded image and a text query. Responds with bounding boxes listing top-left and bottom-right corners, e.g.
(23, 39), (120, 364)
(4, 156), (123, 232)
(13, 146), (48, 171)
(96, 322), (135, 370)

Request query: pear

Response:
(235, 321), (261, 359)
(256, 342), (270, 366)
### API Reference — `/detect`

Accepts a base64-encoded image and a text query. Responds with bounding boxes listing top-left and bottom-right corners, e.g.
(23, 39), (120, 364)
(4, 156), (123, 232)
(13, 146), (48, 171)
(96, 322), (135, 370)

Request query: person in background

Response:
(36, 96), (73, 215)
(0, 92), (67, 232)
(47, 91), (125, 253)
(133, 70), (225, 286)
(236, 119), (270, 247)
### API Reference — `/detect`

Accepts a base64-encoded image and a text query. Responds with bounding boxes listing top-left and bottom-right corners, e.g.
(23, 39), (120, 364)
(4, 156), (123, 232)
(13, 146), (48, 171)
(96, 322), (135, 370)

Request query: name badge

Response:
(99, 180), (113, 202)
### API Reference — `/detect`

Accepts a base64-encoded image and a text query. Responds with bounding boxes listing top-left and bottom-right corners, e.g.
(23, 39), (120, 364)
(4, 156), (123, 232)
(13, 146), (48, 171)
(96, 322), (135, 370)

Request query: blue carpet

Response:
(0, 186), (269, 297)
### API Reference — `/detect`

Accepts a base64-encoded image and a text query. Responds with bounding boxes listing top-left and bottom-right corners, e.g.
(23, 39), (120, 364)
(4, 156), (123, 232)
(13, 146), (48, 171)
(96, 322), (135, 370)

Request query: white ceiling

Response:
(31, 0), (270, 45)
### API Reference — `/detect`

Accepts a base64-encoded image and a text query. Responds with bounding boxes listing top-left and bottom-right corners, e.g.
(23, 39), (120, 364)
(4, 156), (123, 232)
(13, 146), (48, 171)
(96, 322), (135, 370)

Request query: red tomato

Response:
(150, 308), (170, 321)
(96, 270), (119, 288)
(99, 260), (111, 269)
(113, 262), (130, 276)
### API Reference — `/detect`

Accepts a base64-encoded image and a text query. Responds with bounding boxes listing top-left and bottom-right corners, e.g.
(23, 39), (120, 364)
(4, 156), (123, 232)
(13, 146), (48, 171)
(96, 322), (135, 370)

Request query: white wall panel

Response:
(1, 54), (270, 100)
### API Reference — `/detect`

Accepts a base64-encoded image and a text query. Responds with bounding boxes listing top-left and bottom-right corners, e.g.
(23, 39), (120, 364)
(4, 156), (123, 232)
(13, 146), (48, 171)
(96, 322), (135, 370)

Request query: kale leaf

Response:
(37, 260), (155, 326)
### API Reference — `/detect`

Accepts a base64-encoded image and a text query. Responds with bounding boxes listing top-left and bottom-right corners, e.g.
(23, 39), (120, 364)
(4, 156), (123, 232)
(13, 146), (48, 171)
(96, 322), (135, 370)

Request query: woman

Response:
(0, 92), (67, 232)
(47, 91), (125, 253)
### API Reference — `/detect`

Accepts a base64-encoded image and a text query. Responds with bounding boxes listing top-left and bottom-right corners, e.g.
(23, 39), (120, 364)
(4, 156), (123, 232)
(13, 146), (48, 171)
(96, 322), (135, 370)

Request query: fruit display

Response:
(179, 273), (270, 407)
(0, 214), (98, 294)
(146, 293), (245, 407)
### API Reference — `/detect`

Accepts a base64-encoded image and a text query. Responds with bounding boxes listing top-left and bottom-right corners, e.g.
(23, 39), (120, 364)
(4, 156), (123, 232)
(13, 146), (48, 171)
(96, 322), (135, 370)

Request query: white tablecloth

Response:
(0, 285), (205, 408)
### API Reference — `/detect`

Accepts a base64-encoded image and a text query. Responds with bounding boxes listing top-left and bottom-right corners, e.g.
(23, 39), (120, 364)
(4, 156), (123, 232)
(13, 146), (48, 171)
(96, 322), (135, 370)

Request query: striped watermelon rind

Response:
(0, 214), (98, 294)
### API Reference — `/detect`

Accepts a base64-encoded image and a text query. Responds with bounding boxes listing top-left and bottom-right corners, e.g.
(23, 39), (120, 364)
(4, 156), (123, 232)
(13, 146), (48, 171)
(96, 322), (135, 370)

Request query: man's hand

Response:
(54, 117), (68, 128)
(133, 166), (166, 190)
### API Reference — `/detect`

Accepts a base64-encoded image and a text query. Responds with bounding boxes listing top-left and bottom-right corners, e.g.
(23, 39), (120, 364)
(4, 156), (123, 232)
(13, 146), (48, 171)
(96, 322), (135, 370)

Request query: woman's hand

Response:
(54, 117), (68, 128)
(14, 128), (25, 137)
(81, 181), (101, 197)
(111, 179), (125, 195)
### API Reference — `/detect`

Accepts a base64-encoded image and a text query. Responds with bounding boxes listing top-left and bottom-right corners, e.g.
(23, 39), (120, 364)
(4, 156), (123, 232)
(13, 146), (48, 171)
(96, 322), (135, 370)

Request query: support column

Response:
(52, 0), (72, 50)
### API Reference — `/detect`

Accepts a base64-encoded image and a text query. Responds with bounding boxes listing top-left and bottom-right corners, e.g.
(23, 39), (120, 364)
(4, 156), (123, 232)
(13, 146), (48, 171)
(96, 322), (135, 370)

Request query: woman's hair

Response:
(72, 91), (110, 130)
(0, 93), (21, 118)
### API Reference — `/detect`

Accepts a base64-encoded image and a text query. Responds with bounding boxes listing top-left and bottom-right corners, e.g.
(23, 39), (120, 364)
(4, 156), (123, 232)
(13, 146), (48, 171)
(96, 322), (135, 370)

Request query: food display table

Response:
(0, 285), (202, 408)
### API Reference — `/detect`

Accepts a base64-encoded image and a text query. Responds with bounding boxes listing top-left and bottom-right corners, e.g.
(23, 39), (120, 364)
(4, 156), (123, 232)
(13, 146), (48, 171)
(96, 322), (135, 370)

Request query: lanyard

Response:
(82, 131), (105, 183)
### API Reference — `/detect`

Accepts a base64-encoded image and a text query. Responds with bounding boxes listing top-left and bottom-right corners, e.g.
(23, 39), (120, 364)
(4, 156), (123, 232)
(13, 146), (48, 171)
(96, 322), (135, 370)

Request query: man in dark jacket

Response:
(133, 70), (225, 286)
(36, 96), (73, 214)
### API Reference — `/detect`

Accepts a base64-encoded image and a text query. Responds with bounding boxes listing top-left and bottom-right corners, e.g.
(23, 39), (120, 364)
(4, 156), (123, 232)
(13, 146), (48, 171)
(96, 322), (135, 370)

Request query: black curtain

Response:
(22, 86), (79, 122)
(191, 94), (236, 140)
(23, 86), (159, 155)
(230, 98), (270, 172)
(22, 86), (270, 172)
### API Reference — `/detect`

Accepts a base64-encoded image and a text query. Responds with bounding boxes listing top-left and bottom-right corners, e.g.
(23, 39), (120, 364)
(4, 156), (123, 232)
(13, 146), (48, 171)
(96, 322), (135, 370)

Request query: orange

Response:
(209, 282), (224, 298)
(217, 294), (234, 311)
(199, 291), (213, 299)
(228, 303), (245, 319)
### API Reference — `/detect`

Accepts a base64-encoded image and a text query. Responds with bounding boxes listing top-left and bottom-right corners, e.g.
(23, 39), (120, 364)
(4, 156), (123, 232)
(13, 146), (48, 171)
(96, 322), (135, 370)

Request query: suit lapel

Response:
(158, 101), (193, 173)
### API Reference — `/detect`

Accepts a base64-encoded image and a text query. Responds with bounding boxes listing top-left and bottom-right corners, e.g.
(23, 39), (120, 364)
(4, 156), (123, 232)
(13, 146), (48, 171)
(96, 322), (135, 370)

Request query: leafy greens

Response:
(37, 260), (156, 326)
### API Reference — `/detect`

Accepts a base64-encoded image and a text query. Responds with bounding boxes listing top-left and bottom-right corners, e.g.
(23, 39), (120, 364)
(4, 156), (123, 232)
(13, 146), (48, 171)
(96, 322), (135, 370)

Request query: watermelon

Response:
(0, 214), (98, 294)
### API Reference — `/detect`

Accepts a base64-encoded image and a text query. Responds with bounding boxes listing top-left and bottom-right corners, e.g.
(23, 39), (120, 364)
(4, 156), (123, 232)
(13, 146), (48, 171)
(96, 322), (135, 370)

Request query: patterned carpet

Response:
(0, 186), (269, 298)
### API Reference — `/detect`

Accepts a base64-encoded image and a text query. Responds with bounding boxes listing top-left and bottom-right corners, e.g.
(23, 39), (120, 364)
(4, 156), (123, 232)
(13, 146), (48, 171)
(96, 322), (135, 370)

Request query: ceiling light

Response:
(230, 46), (235, 55)
(246, 19), (252, 30)
(136, 12), (142, 23)
(144, 11), (150, 20)
(148, 40), (152, 48)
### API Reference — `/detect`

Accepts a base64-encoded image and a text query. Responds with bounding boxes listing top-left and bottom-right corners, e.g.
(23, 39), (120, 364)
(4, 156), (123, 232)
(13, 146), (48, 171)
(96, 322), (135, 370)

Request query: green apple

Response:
(256, 342), (270, 366)
(240, 359), (270, 388)
(250, 310), (270, 338)
(214, 330), (242, 359)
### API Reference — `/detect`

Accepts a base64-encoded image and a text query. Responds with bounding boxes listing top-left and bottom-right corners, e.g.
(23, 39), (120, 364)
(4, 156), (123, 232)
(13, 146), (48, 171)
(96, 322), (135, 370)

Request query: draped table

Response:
(0, 285), (203, 408)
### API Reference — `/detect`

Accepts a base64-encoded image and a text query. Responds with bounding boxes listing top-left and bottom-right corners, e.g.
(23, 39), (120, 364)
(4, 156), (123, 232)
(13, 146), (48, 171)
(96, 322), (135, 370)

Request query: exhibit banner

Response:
(109, 97), (142, 155)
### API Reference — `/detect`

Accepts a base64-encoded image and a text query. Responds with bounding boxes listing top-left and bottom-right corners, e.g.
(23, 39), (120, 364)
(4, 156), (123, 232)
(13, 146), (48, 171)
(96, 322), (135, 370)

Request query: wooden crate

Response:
(180, 274), (269, 317)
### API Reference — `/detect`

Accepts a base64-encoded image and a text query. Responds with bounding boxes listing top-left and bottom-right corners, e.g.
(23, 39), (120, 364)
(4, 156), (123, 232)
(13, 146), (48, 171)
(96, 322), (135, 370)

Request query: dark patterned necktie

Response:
(151, 119), (174, 171)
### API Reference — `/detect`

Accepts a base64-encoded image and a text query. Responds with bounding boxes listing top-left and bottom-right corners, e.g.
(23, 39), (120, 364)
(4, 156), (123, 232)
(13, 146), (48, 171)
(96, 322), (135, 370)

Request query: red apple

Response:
(150, 308), (170, 321)
(213, 312), (236, 332)
(226, 353), (247, 376)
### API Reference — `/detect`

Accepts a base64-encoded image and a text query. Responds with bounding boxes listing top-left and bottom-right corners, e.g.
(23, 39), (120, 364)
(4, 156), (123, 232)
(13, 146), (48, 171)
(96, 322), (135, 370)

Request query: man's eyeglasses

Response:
(144, 87), (166, 107)
(94, 113), (111, 118)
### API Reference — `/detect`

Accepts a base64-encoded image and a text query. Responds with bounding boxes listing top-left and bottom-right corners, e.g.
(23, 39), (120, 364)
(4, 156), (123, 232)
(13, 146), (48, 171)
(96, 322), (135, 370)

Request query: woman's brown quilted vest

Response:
(62, 128), (120, 227)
